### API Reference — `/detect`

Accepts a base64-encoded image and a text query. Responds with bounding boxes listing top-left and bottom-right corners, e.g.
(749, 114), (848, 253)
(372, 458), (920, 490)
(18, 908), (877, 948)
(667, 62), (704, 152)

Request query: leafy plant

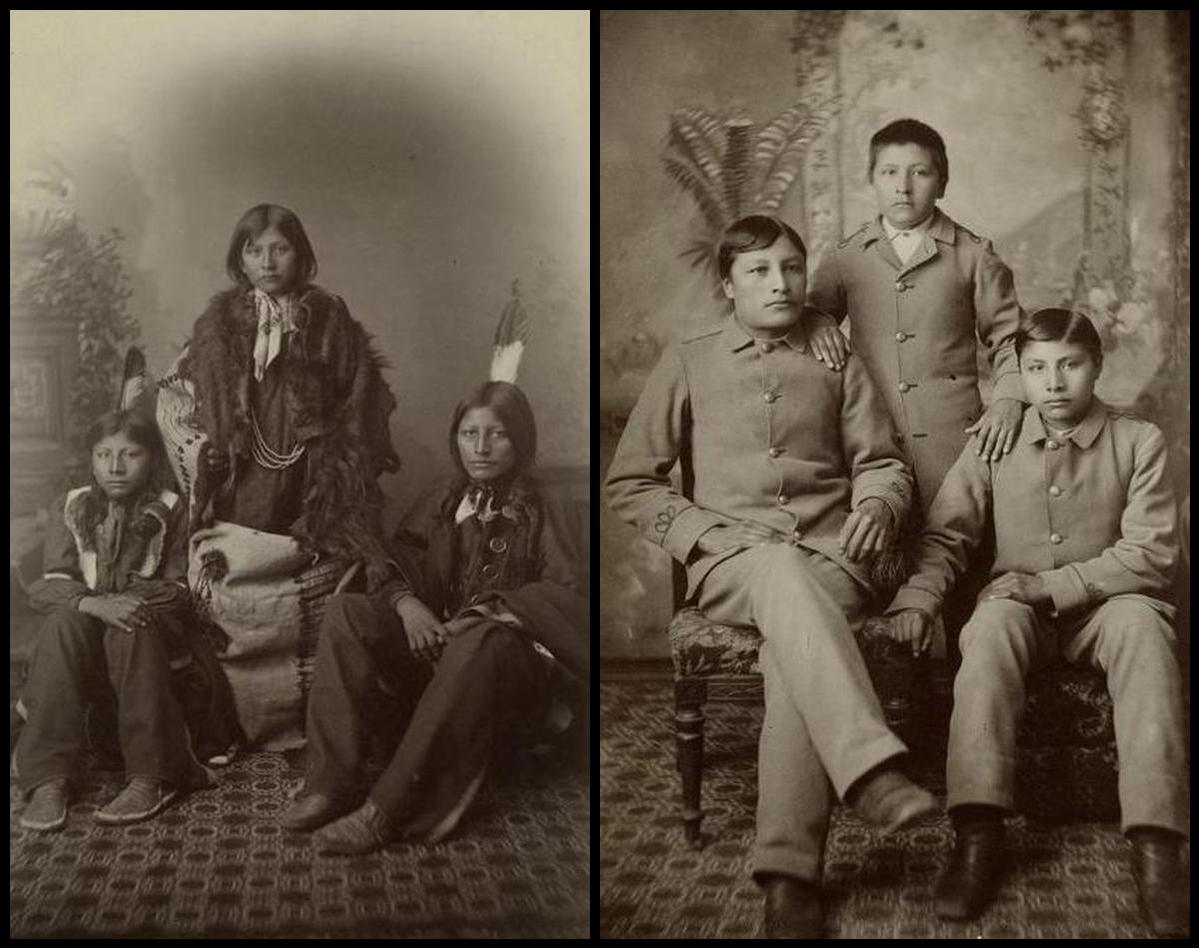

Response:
(16, 219), (139, 471)
(662, 101), (833, 280)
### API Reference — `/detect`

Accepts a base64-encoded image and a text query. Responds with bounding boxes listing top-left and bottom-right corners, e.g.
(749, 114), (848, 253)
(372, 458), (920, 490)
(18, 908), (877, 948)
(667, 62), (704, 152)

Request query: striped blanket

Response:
(156, 350), (352, 751)
(188, 522), (353, 751)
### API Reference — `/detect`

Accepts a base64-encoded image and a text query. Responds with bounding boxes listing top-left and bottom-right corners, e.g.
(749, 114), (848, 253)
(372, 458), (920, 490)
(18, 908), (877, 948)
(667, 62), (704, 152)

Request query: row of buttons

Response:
(479, 537), (510, 579)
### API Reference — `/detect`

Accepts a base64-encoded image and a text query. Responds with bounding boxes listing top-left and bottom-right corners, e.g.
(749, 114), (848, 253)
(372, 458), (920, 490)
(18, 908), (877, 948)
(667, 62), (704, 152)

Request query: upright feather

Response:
(490, 280), (531, 384)
(118, 346), (147, 412)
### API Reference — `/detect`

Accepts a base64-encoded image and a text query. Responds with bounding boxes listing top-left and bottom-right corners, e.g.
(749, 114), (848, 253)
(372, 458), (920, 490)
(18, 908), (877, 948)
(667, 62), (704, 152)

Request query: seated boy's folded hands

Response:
(979, 571), (1050, 608)
(696, 521), (790, 555)
(394, 594), (449, 662)
(78, 593), (152, 633)
(888, 608), (934, 657)
(839, 498), (893, 562)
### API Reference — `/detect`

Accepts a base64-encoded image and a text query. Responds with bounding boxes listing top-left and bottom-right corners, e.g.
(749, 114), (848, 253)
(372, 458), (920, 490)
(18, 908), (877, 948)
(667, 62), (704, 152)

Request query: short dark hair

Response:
(1016, 307), (1103, 365)
(225, 204), (318, 289)
(449, 381), (538, 478)
(717, 215), (807, 281)
(868, 119), (949, 194)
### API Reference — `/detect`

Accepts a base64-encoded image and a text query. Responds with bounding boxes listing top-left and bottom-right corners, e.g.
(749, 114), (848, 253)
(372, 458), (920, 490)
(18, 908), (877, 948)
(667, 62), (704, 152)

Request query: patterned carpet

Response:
(599, 679), (1181, 939)
(10, 746), (589, 938)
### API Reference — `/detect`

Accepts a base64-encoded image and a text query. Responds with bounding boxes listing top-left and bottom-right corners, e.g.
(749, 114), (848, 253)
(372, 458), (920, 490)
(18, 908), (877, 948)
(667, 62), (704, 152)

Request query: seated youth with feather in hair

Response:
(282, 293), (588, 854)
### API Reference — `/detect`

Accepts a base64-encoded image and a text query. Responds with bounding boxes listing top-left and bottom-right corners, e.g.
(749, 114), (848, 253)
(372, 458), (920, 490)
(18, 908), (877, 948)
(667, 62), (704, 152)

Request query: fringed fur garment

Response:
(181, 284), (401, 589)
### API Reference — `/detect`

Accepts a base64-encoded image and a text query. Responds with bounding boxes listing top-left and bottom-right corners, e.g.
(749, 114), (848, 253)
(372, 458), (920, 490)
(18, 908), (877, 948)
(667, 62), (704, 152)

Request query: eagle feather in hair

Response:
(118, 346), (148, 412)
(490, 280), (531, 384)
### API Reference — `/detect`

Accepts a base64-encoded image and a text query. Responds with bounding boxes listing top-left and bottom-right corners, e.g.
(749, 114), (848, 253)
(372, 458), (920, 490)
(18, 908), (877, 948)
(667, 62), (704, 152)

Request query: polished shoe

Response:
(934, 821), (1006, 921)
(281, 791), (358, 832)
(20, 779), (68, 832)
(848, 769), (939, 835)
(762, 874), (823, 939)
(1130, 831), (1189, 938)
(95, 777), (177, 825)
(314, 798), (394, 856)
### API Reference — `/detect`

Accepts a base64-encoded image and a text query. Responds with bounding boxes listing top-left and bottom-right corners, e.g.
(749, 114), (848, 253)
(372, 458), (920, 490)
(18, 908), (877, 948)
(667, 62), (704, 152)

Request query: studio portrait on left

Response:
(10, 10), (590, 939)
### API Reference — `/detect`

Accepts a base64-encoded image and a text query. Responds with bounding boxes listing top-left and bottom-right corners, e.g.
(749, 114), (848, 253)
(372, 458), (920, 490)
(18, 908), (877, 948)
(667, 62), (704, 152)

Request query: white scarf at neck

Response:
(252, 289), (297, 382)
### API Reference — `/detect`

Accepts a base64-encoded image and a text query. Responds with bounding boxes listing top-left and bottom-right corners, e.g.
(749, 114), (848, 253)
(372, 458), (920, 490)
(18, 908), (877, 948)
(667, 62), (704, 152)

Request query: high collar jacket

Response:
(605, 315), (914, 599)
(808, 210), (1025, 510)
(889, 399), (1178, 620)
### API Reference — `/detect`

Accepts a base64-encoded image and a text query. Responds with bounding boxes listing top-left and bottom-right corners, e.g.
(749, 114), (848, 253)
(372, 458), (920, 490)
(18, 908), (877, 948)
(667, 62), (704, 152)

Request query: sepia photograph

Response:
(11, 9), (589, 938)
(599, 9), (1188, 939)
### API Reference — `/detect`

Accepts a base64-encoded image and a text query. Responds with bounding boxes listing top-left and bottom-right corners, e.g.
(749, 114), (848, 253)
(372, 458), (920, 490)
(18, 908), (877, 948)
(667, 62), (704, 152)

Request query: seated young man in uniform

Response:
(885, 308), (1188, 937)
(605, 214), (938, 939)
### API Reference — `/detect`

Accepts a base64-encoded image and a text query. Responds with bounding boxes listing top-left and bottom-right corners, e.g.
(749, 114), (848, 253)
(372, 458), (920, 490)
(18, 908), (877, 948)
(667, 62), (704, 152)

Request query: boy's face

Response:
(871, 143), (944, 229)
(457, 406), (517, 482)
(1019, 339), (1100, 430)
(721, 234), (807, 338)
(92, 430), (153, 500)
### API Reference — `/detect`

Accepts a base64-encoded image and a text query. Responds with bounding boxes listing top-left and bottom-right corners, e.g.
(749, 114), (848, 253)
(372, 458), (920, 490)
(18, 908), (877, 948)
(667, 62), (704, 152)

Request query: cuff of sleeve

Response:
(991, 372), (1025, 403)
(852, 486), (906, 528)
(887, 584), (941, 617)
(662, 505), (724, 563)
(1039, 566), (1088, 615)
(379, 578), (414, 610)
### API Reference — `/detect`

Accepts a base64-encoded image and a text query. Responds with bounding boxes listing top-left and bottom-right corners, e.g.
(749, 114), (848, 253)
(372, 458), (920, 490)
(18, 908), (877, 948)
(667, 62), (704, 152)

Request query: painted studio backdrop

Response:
(600, 10), (1189, 661)
(11, 11), (590, 532)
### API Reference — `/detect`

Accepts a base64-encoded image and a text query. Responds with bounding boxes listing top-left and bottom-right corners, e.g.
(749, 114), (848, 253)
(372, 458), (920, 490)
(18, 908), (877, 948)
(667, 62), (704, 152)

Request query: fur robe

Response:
(181, 284), (401, 588)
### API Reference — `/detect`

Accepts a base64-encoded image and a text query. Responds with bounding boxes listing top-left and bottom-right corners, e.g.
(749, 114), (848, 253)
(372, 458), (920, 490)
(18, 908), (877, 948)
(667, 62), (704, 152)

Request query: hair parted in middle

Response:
(225, 203), (319, 289)
(1015, 307), (1104, 365)
(868, 118), (949, 194)
(717, 215), (808, 281)
(449, 381), (538, 479)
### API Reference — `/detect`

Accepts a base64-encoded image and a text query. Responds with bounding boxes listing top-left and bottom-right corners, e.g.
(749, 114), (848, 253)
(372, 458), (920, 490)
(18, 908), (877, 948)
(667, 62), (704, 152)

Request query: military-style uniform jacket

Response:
(605, 316), (914, 599)
(887, 399), (1178, 620)
(808, 210), (1025, 510)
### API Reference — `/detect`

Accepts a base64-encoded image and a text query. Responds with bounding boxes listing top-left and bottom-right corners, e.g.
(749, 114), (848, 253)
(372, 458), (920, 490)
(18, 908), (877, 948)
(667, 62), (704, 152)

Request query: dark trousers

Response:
(305, 594), (547, 839)
(14, 608), (200, 796)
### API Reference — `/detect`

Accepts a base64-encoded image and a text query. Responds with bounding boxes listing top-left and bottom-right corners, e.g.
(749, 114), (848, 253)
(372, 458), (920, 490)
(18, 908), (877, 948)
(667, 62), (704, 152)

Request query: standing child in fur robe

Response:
(154, 204), (401, 751)
(171, 203), (400, 583)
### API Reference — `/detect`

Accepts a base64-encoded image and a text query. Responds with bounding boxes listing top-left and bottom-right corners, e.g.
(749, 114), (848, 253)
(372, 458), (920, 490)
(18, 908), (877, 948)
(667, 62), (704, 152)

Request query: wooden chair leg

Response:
(674, 676), (707, 849)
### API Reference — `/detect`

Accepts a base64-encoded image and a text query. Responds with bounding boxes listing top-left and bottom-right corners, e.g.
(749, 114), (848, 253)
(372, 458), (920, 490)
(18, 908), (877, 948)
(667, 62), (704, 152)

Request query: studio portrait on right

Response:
(599, 10), (1189, 940)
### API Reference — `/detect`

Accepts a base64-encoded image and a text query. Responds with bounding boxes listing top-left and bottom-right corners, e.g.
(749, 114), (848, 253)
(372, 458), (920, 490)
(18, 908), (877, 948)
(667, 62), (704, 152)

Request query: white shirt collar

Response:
(881, 213), (935, 241)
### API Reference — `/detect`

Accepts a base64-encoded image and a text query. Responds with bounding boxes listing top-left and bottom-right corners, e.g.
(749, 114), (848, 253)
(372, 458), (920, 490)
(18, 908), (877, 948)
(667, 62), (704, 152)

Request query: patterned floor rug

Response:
(11, 748), (589, 938)
(599, 679), (1182, 939)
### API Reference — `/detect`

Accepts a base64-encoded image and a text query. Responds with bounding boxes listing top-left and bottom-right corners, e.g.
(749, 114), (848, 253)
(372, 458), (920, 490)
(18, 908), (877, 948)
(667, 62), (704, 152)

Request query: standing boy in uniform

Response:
(807, 118), (1026, 509)
(806, 117), (1028, 659)
(885, 309), (1188, 937)
(606, 215), (937, 938)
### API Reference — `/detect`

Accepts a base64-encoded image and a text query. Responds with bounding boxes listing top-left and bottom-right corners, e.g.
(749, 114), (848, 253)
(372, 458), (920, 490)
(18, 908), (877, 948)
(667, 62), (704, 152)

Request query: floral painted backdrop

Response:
(600, 9), (1189, 660)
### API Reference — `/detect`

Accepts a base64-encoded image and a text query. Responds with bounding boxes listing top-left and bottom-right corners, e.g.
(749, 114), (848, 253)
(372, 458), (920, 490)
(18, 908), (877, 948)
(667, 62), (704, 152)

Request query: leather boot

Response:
(761, 874), (822, 939)
(934, 819), (1005, 920)
(1129, 829), (1189, 938)
(847, 767), (939, 835)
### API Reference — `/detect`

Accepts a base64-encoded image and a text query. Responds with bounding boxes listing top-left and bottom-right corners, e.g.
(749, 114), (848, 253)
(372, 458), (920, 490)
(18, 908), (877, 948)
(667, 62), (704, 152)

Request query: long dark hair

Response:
(448, 381), (538, 482)
(78, 409), (171, 531)
(224, 203), (318, 290)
